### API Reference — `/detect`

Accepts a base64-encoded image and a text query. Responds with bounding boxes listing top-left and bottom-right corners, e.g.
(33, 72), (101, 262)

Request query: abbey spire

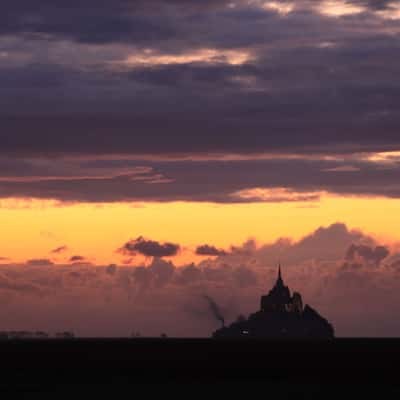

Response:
(276, 263), (283, 287)
(260, 263), (291, 312)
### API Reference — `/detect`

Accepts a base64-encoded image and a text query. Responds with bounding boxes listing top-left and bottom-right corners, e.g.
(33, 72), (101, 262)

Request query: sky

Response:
(1, 0), (400, 337)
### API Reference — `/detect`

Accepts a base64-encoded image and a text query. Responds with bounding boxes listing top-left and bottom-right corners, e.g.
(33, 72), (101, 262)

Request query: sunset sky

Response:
(1, 0), (400, 337)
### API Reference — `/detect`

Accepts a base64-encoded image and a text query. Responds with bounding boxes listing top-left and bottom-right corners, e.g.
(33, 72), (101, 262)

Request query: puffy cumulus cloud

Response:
(232, 265), (258, 287)
(344, 244), (390, 268)
(230, 239), (258, 257)
(278, 223), (372, 263)
(0, 256), (263, 335)
(202, 263), (234, 284)
(148, 258), (176, 287)
(119, 236), (180, 258)
(214, 223), (373, 268)
(175, 264), (203, 285)
(195, 245), (228, 257)
(131, 266), (153, 292)
(312, 263), (400, 336)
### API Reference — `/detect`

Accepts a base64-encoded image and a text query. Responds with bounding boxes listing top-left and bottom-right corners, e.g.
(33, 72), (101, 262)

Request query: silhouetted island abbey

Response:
(213, 265), (334, 339)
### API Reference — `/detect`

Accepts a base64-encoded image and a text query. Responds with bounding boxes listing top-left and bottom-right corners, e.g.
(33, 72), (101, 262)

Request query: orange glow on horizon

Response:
(1, 194), (400, 265)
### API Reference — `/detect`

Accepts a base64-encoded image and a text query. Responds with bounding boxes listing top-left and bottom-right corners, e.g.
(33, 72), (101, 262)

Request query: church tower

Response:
(260, 264), (291, 312)
(276, 263), (284, 287)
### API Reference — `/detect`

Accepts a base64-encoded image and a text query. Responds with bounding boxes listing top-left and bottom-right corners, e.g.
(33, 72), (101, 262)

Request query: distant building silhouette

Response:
(0, 331), (50, 339)
(260, 264), (303, 313)
(55, 331), (75, 339)
(213, 265), (334, 339)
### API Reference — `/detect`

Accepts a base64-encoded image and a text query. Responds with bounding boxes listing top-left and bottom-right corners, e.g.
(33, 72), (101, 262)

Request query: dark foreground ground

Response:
(0, 338), (399, 397)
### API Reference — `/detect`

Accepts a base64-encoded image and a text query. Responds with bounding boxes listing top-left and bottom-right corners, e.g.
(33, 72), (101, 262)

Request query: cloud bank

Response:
(0, 223), (399, 337)
(0, 0), (400, 159)
(0, 1), (399, 203)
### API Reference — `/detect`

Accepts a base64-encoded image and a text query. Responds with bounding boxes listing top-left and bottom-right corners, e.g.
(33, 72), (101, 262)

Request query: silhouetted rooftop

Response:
(213, 265), (334, 339)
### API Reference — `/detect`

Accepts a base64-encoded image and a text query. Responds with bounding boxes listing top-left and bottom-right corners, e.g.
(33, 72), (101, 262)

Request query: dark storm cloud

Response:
(196, 245), (228, 257)
(119, 237), (180, 257)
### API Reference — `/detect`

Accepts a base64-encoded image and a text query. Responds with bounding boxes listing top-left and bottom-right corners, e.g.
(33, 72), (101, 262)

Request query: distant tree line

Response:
(0, 331), (75, 339)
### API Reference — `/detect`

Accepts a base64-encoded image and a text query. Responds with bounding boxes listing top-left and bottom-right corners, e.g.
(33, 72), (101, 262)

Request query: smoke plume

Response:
(203, 295), (225, 328)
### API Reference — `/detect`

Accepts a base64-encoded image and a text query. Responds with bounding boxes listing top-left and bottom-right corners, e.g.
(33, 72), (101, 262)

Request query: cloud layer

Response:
(0, 223), (399, 337)
(0, 0), (400, 158)
(2, 154), (400, 202)
(0, 1), (400, 203)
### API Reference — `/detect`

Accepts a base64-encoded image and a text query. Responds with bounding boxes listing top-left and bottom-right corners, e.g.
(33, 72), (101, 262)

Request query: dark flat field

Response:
(0, 339), (399, 396)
